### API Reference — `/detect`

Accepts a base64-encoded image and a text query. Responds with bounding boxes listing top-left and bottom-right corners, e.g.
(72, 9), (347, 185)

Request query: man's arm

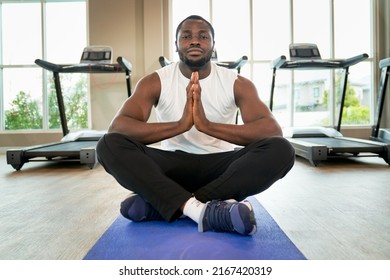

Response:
(108, 72), (194, 145)
(193, 75), (282, 146)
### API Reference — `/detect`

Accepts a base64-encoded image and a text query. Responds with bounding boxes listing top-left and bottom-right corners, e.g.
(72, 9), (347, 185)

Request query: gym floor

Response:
(0, 151), (389, 260)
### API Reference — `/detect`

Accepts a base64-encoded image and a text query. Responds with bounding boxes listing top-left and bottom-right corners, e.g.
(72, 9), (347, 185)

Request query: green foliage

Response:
(5, 91), (43, 129)
(322, 72), (369, 124)
(342, 105), (370, 125)
(5, 74), (88, 130)
(48, 89), (61, 129)
(48, 74), (88, 129)
(67, 75), (88, 129)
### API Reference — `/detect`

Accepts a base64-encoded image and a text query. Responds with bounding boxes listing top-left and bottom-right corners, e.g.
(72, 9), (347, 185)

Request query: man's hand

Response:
(191, 72), (210, 132)
(180, 71), (210, 133)
(179, 72), (197, 131)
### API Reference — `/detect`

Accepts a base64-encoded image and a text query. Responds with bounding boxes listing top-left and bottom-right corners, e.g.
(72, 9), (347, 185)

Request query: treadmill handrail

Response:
(379, 57), (390, 68)
(216, 55), (248, 71)
(35, 59), (129, 74)
(340, 53), (369, 68)
(34, 59), (62, 72)
(116, 56), (133, 73)
(116, 56), (133, 98)
(159, 56), (172, 67)
(270, 55), (287, 69)
(271, 53), (368, 70)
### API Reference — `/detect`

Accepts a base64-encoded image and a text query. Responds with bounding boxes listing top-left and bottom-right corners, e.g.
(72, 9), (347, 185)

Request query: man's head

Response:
(175, 15), (215, 41)
(175, 15), (215, 70)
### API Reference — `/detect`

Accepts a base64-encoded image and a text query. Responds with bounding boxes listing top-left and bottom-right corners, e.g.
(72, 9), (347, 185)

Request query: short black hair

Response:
(175, 15), (215, 41)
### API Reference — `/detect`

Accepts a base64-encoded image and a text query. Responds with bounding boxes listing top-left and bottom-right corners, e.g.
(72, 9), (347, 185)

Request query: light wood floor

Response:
(0, 151), (389, 260)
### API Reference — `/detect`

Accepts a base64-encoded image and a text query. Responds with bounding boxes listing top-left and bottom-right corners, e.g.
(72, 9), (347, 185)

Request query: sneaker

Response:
(120, 194), (163, 222)
(198, 200), (257, 235)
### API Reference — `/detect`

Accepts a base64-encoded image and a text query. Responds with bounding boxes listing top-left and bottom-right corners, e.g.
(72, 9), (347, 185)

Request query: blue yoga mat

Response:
(84, 197), (306, 260)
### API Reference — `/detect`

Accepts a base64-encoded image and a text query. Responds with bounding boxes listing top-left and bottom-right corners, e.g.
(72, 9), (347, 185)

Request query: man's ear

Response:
(175, 41), (178, 52)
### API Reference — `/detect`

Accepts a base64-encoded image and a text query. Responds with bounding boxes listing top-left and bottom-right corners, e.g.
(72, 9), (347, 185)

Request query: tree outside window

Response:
(0, 0), (87, 132)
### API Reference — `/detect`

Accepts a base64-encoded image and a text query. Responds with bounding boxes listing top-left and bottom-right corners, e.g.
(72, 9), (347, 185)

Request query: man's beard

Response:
(179, 51), (213, 69)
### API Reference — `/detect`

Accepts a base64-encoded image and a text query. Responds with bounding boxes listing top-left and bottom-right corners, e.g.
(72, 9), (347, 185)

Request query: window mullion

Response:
(0, 3), (3, 130)
(329, 0), (335, 127)
(41, 0), (48, 130)
(289, 0), (294, 127)
(249, 0), (253, 81)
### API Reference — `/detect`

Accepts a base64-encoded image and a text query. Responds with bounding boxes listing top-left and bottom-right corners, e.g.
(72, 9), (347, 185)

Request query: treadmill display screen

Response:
(289, 43), (321, 60)
(295, 48), (314, 57)
(80, 46), (113, 64)
(82, 51), (111, 61)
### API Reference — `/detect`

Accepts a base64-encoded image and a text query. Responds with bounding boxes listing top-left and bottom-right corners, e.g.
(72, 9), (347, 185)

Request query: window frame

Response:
(0, 0), (88, 132)
(170, 0), (376, 129)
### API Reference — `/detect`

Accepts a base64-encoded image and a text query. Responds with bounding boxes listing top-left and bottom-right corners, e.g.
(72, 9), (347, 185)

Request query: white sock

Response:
(183, 197), (206, 224)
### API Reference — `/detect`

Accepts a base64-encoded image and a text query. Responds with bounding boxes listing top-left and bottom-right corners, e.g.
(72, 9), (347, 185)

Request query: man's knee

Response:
(269, 136), (294, 156)
(97, 133), (147, 159)
(267, 137), (295, 174)
(97, 133), (129, 161)
(253, 136), (295, 170)
(97, 133), (117, 156)
(253, 136), (294, 155)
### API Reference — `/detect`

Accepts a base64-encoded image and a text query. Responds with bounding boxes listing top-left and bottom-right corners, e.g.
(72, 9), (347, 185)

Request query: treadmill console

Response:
(289, 43), (321, 61)
(80, 46), (113, 64)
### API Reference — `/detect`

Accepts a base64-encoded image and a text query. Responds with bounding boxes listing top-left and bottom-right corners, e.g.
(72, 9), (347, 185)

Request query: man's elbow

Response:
(268, 120), (283, 137)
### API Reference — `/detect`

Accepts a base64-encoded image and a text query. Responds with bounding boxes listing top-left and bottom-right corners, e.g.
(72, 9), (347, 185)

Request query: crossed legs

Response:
(96, 133), (295, 234)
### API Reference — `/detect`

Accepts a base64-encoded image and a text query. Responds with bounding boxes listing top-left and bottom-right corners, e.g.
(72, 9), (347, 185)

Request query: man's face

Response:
(176, 19), (215, 69)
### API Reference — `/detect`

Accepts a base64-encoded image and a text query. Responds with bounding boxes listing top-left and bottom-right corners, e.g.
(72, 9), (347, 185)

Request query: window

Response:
(171, 0), (374, 128)
(0, 0), (87, 131)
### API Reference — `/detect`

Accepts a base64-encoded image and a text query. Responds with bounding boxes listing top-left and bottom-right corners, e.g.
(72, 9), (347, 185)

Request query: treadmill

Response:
(270, 44), (390, 166)
(370, 57), (390, 143)
(6, 56), (132, 170)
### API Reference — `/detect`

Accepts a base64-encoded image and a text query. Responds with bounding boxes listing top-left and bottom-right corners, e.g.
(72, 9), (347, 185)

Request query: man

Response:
(97, 15), (295, 236)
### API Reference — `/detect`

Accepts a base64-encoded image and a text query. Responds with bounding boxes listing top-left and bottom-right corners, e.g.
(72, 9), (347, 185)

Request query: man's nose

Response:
(190, 36), (201, 45)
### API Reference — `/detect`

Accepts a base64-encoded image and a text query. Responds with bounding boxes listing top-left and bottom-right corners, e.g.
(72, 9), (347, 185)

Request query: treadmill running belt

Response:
(296, 137), (382, 150)
(6, 140), (99, 171)
(25, 141), (97, 154)
(288, 136), (390, 166)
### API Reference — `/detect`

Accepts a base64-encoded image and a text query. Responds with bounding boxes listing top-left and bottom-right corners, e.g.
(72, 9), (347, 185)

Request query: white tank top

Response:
(155, 62), (238, 154)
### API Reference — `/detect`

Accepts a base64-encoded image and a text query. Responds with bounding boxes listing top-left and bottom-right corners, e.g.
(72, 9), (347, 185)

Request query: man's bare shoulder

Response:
(235, 74), (253, 84)
(137, 71), (161, 87)
(234, 75), (257, 95)
(133, 71), (162, 98)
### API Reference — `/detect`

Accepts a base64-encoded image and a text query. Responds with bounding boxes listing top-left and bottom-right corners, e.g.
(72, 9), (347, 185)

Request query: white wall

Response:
(88, 0), (167, 130)
(88, 0), (142, 130)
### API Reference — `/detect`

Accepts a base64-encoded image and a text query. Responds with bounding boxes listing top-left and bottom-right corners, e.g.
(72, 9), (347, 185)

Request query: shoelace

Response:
(206, 200), (235, 232)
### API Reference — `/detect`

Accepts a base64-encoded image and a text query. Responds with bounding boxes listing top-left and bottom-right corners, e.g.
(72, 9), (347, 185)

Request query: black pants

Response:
(96, 133), (295, 221)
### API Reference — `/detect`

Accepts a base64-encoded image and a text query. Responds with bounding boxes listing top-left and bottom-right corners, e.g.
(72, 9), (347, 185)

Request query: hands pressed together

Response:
(180, 72), (210, 132)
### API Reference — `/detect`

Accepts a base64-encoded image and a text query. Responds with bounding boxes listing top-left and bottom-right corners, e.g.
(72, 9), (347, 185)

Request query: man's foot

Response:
(198, 200), (257, 235)
(120, 194), (163, 222)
